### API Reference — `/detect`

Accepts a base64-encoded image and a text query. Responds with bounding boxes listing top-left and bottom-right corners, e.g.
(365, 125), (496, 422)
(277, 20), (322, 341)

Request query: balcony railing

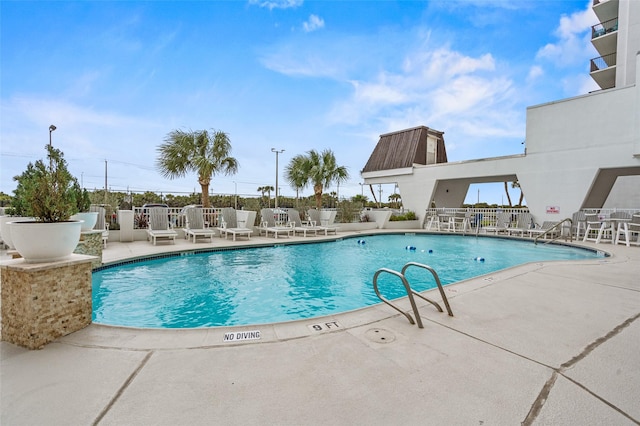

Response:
(592, 17), (618, 39)
(590, 52), (617, 72)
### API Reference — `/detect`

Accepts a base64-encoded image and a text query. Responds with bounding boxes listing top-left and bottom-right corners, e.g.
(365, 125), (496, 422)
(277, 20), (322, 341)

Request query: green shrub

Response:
(12, 145), (80, 222)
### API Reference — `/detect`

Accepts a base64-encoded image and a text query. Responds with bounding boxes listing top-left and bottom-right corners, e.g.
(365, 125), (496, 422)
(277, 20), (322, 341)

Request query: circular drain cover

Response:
(365, 328), (396, 343)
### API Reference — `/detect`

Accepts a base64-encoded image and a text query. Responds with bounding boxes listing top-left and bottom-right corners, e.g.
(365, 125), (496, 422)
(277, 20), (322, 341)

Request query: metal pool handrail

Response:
(372, 262), (454, 328)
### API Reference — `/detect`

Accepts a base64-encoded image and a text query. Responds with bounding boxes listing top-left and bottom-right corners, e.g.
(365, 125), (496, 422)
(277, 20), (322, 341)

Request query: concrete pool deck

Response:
(1, 231), (639, 425)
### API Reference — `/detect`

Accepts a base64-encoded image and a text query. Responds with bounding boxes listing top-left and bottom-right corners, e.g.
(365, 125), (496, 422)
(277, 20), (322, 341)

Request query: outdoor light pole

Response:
(48, 124), (56, 169)
(48, 124), (56, 148)
(234, 181), (238, 210)
(271, 148), (284, 209)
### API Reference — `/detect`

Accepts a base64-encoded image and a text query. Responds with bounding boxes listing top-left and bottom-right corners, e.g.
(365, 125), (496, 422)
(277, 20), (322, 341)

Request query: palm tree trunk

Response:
(369, 185), (379, 207)
(201, 183), (211, 208)
(504, 182), (513, 207)
(518, 190), (524, 207)
(314, 184), (323, 208)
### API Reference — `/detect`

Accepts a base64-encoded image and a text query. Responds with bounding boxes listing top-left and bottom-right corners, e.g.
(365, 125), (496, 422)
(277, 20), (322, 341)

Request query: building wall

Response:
(362, 53), (640, 224)
(616, 0), (640, 88)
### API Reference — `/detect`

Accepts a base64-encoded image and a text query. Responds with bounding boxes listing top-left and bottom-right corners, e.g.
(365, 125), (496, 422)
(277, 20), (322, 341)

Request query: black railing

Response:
(590, 52), (617, 72)
(592, 17), (618, 39)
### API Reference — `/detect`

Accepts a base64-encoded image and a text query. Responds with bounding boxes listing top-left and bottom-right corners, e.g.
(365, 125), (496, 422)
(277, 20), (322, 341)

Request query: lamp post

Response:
(48, 124), (57, 148)
(271, 148), (284, 209)
(234, 181), (238, 210)
(48, 125), (56, 169)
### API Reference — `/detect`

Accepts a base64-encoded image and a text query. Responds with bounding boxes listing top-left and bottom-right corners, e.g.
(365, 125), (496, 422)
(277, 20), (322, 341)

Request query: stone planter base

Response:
(0, 254), (94, 349)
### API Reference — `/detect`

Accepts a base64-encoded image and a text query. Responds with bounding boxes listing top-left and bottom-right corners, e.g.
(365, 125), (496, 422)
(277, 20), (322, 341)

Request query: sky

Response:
(0, 0), (600, 206)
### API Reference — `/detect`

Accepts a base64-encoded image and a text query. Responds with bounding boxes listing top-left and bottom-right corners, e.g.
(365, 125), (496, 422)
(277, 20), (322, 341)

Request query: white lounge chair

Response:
(287, 209), (323, 237)
(90, 205), (109, 248)
(307, 209), (338, 235)
(528, 221), (560, 239)
(484, 212), (511, 234)
(147, 207), (177, 245)
(507, 212), (533, 237)
(183, 207), (216, 243)
(217, 207), (253, 241)
(258, 208), (292, 239)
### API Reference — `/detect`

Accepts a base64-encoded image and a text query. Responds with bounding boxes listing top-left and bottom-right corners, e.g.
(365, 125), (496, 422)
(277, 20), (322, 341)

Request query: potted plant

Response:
(70, 183), (98, 231)
(8, 145), (84, 263)
(0, 206), (34, 250)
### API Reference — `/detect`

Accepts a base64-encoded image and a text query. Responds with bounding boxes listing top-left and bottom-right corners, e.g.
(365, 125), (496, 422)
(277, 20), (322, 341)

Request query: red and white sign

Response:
(546, 206), (560, 214)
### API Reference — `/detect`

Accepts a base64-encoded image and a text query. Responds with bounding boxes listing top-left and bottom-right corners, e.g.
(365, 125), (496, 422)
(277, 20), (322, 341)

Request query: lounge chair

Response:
(147, 207), (177, 245)
(183, 207), (216, 243)
(484, 212), (511, 234)
(507, 212), (533, 237)
(564, 211), (587, 240)
(90, 205), (109, 248)
(287, 209), (324, 237)
(307, 209), (338, 235)
(217, 207), (253, 241)
(528, 221), (560, 239)
(258, 208), (292, 239)
(615, 212), (640, 247)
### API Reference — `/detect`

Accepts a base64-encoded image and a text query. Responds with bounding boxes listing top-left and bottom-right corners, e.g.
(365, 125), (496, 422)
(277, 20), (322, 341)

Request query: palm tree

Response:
(388, 193), (402, 209)
(257, 185), (274, 207)
(284, 149), (349, 209)
(156, 129), (238, 208)
(284, 155), (308, 207)
(351, 194), (368, 208)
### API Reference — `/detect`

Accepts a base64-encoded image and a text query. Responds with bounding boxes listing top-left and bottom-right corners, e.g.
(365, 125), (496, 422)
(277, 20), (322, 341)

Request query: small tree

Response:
(12, 145), (81, 222)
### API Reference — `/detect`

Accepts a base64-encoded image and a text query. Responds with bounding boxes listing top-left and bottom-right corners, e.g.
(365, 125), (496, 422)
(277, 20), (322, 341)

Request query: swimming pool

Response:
(92, 234), (601, 328)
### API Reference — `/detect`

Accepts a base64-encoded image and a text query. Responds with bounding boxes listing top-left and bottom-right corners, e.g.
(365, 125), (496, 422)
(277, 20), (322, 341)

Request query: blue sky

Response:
(1, 0), (599, 205)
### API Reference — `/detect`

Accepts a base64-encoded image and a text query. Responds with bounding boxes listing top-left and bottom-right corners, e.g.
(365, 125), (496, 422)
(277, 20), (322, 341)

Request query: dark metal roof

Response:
(361, 126), (447, 173)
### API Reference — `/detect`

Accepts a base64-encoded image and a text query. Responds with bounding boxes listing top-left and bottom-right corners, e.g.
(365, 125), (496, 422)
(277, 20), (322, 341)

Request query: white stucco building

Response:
(361, 0), (640, 224)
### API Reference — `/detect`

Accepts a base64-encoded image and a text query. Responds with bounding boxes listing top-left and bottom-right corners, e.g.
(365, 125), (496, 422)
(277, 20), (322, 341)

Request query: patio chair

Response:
(585, 212), (630, 244)
(528, 221), (561, 239)
(583, 213), (605, 243)
(146, 207), (177, 245)
(217, 207), (253, 241)
(183, 207), (216, 243)
(564, 211), (586, 239)
(615, 212), (640, 247)
(258, 208), (292, 239)
(307, 209), (338, 235)
(446, 211), (471, 233)
(287, 209), (323, 237)
(507, 212), (533, 237)
(484, 212), (511, 234)
(90, 205), (109, 248)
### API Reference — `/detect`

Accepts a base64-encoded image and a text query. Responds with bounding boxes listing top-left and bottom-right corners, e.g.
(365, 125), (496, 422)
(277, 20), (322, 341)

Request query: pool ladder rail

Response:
(372, 262), (453, 329)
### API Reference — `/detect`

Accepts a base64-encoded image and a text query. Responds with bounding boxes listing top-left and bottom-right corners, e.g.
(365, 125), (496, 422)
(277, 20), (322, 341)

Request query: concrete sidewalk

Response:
(1, 234), (639, 425)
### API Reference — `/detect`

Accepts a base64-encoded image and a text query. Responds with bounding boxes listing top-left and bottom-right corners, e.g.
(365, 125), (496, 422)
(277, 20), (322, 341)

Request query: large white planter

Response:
(71, 212), (99, 231)
(0, 216), (34, 249)
(8, 221), (83, 263)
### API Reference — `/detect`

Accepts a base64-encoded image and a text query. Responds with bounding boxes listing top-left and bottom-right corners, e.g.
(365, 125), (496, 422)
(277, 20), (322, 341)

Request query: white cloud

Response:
(328, 46), (516, 138)
(0, 95), (165, 192)
(527, 65), (544, 82)
(248, 0), (303, 10)
(303, 14), (325, 33)
(536, 5), (597, 67)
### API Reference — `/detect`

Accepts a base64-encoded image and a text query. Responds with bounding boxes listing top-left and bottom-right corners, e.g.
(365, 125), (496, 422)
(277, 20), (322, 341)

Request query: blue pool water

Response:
(92, 234), (601, 328)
